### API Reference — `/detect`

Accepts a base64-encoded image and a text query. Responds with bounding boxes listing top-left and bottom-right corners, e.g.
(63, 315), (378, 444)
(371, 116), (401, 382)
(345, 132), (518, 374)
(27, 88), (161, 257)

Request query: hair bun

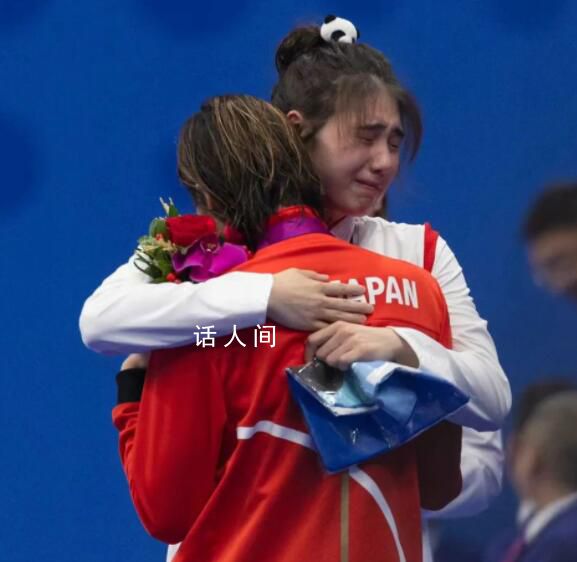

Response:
(275, 25), (325, 74)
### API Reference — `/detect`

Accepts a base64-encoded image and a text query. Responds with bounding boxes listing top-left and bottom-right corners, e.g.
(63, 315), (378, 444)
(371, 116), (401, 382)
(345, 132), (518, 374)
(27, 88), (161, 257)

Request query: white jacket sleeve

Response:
(391, 236), (511, 431)
(79, 255), (273, 355)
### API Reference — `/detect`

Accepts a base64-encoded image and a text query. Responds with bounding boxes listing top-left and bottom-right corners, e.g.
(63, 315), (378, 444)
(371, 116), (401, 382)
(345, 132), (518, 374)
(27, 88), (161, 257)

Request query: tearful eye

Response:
(389, 136), (403, 152)
(357, 132), (377, 144)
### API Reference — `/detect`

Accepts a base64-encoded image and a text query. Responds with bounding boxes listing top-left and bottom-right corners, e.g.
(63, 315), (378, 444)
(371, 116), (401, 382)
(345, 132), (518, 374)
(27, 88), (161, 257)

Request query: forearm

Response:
(80, 256), (272, 355)
(112, 356), (223, 543)
(391, 327), (510, 430)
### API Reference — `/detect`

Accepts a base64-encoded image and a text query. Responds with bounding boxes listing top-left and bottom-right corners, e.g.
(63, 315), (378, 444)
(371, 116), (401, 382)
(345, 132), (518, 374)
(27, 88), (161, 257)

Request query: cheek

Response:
(511, 448), (535, 492)
(311, 149), (349, 193)
(311, 137), (361, 176)
(321, 176), (345, 209)
(309, 142), (335, 182)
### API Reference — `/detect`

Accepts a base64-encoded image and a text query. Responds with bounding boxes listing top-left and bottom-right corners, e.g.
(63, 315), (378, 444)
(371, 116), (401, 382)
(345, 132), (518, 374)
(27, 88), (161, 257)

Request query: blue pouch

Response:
(286, 359), (469, 473)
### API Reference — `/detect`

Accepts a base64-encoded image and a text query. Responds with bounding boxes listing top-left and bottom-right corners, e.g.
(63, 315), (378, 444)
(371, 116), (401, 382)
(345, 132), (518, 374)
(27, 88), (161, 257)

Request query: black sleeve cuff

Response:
(116, 368), (146, 404)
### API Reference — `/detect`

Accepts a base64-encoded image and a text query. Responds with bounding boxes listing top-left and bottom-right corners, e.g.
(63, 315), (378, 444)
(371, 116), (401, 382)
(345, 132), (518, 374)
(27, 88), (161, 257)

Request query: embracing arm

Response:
(80, 255), (272, 355)
(392, 237), (511, 431)
(112, 349), (225, 544)
(80, 255), (371, 356)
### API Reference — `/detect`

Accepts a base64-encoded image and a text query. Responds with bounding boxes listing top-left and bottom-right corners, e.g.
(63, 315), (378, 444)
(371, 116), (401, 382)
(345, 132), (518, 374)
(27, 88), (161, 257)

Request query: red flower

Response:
(223, 224), (245, 245)
(165, 215), (217, 247)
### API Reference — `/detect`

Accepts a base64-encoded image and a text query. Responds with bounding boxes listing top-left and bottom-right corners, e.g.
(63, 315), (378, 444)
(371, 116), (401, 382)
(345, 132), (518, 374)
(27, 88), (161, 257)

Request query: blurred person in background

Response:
(483, 379), (577, 562)
(524, 182), (577, 300)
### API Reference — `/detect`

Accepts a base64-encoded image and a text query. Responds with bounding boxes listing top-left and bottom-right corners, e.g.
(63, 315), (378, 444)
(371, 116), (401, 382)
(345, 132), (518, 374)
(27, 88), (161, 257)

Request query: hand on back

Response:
(268, 268), (374, 331)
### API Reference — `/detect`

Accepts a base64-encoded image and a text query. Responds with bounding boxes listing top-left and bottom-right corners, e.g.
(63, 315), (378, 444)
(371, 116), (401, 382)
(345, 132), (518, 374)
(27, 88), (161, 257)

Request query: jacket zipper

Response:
(341, 472), (349, 562)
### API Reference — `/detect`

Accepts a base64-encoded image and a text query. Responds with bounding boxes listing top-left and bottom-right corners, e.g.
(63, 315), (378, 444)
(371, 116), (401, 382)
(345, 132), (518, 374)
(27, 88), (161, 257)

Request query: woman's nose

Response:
(370, 143), (397, 174)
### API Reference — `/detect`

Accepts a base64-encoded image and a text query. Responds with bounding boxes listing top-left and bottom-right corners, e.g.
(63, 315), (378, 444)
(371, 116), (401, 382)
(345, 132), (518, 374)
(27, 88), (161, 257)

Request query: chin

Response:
(325, 196), (377, 222)
(351, 200), (379, 217)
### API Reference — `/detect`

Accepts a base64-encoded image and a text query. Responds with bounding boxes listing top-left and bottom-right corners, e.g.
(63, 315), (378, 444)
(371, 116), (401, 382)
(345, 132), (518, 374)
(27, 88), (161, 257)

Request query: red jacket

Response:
(113, 232), (462, 562)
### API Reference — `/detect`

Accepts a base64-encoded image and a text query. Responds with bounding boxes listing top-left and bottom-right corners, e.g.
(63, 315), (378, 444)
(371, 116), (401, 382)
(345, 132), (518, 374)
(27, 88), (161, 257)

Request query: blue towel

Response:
(287, 359), (469, 473)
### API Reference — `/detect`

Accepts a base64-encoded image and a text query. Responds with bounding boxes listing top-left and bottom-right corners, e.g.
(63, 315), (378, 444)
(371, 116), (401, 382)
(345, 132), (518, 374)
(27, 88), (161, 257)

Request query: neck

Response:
(529, 481), (576, 511)
(256, 205), (330, 250)
(326, 209), (346, 227)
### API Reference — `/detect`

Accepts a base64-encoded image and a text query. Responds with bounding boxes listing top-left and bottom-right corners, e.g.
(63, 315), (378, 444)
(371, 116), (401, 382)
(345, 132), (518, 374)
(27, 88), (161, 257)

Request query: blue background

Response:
(1, 1), (576, 560)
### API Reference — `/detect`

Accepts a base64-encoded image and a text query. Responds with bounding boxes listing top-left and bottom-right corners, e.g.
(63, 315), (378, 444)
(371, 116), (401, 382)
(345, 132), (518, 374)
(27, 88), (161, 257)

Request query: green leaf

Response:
(151, 247), (167, 260)
(167, 199), (179, 217)
(134, 259), (162, 278)
(149, 218), (168, 238)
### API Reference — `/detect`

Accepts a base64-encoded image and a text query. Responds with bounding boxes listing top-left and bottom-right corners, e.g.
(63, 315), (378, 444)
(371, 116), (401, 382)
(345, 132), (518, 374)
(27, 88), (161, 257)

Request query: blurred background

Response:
(0, 1), (576, 560)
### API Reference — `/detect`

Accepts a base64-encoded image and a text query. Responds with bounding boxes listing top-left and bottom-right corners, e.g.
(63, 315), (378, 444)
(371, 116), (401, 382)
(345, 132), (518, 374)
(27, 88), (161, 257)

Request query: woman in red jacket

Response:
(113, 94), (462, 562)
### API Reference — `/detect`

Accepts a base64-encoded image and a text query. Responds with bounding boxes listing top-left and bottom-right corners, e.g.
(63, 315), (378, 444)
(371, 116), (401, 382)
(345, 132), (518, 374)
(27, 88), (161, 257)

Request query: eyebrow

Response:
(357, 123), (405, 138)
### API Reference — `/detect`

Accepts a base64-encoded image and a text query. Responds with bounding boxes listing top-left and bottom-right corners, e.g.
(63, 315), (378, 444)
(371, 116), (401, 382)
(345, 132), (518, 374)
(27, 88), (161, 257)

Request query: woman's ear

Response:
(286, 110), (305, 126)
(286, 110), (315, 141)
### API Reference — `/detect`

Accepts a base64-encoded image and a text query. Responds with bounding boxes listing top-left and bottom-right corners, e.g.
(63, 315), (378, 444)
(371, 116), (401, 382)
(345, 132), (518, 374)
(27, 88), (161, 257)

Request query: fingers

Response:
(315, 336), (346, 364)
(121, 353), (150, 371)
(325, 346), (360, 371)
(305, 337), (319, 362)
(305, 324), (333, 361)
(308, 321), (340, 346)
(270, 269), (374, 333)
(314, 340), (357, 371)
(305, 322), (346, 361)
(321, 294), (373, 315)
(323, 282), (366, 298)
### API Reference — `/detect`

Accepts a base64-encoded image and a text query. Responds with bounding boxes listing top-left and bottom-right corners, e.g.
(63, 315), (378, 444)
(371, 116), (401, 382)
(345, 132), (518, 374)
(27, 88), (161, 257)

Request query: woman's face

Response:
(509, 434), (539, 501)
(308, 88), (403, 224)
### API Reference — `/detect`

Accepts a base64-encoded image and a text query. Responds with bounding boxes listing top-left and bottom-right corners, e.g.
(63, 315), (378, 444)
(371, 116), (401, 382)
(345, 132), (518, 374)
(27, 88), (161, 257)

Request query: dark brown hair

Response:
(178, 95), (324, 250)
(523, 182), (577, 242)
(271, 25), (422, 160)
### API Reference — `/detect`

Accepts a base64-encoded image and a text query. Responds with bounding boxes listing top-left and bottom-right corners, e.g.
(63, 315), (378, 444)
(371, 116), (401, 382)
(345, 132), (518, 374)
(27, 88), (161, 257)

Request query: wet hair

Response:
(520, 391), (577, 490)
(523, 182), (577, 242)
(177, 95), (324, 251)
(271, 25), (422, 161)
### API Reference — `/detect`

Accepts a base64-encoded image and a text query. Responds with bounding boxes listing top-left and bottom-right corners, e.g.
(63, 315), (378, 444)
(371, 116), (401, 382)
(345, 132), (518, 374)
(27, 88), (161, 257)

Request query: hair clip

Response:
(320, 15), (360, 44)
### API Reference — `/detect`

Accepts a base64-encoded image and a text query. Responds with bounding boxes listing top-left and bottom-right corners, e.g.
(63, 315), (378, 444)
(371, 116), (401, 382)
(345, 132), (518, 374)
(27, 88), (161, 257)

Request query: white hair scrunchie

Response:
(320, 15), (359, 44)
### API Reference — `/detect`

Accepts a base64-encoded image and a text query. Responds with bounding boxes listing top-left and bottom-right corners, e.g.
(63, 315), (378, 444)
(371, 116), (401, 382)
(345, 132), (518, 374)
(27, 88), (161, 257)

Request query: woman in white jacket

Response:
(80, 16), (508, 557)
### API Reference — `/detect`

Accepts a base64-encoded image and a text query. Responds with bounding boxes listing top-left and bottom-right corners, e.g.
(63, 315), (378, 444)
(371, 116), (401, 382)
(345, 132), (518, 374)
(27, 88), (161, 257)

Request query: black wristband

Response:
(115, 368), (146, 404)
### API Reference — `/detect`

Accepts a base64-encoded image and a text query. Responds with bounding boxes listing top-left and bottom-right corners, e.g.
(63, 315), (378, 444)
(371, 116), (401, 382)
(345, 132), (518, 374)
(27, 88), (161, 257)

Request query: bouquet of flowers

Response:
(135, 198), (250, 283)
